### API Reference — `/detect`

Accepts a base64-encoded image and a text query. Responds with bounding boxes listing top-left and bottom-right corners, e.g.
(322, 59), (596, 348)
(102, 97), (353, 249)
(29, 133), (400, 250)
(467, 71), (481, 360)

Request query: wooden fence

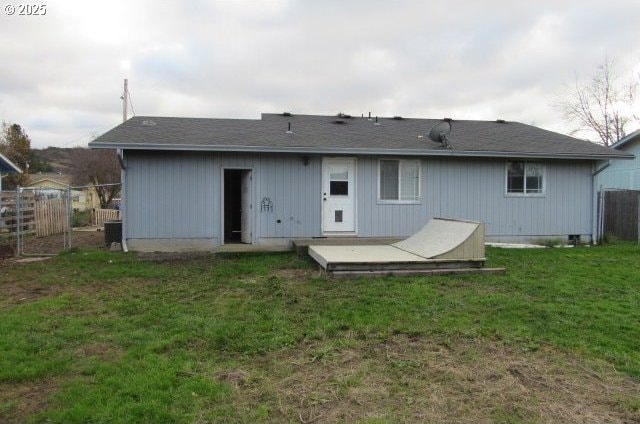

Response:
(603, 190), (640, 241)
(0, 191), (36, 237)
(92, 208), (120, 227)
(34, 198), (67, 237)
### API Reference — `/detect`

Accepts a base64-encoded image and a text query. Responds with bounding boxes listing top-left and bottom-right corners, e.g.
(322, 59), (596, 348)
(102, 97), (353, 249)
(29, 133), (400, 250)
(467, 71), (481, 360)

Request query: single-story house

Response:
(24, 173), (100, 211)
(0, 151), (22, 191)
(595, 129), (640, 190)
(89, 113), (630, 252)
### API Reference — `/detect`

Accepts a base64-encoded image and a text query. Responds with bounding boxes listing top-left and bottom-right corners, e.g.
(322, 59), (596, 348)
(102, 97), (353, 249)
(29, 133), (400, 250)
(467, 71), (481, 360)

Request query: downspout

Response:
(591, 160), (610, 244)
(592, 160), (611, 176)
(118, 148), (128, 253)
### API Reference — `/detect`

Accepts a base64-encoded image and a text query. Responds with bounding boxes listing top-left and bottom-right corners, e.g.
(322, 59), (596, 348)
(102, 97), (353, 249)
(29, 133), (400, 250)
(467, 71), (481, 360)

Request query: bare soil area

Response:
(225, 335), (640, 423)
(20, 230), (105, 255)
(0, 379), (59, 424)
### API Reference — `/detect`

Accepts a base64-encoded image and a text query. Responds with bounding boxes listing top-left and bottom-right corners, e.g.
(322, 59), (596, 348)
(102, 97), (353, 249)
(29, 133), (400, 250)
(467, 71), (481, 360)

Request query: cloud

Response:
(0, 0), (639, 147)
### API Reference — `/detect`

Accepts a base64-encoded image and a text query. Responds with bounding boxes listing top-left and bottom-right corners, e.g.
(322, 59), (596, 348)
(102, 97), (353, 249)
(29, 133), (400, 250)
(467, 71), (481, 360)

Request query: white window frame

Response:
(377, 158), (422, 204)
(504, 161), (546, 197)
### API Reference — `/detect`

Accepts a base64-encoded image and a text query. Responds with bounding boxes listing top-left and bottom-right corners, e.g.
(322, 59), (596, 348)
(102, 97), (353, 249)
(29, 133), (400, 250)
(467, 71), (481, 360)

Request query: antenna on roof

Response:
(428, 120), (452, 149)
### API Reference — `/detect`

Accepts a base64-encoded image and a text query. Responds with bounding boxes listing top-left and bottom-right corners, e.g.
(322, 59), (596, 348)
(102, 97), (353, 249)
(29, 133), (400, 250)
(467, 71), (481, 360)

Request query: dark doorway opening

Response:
(224, 169), (243, 243)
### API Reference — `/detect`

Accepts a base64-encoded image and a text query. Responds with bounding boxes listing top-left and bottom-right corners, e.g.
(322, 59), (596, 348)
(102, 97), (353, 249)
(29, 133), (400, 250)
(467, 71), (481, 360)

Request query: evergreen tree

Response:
(0, 122), (31, 189)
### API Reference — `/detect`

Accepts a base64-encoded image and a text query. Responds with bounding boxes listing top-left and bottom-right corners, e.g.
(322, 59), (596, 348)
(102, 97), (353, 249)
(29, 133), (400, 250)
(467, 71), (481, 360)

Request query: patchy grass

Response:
(0, 246), (639, 423)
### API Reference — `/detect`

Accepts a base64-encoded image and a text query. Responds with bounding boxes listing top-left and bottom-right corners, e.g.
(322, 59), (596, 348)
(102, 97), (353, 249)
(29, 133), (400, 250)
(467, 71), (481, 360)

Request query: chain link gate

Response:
(11, 183), (121, 256)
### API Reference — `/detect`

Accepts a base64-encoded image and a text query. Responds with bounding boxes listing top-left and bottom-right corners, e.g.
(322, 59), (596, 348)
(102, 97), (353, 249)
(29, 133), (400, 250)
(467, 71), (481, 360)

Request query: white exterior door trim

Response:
(220, 166), (255, 246)
(321, 157), (357, 235)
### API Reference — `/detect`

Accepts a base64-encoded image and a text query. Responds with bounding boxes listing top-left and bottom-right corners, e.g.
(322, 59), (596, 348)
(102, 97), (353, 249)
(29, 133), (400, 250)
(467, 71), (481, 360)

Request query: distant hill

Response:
(31, 147), (82, 174)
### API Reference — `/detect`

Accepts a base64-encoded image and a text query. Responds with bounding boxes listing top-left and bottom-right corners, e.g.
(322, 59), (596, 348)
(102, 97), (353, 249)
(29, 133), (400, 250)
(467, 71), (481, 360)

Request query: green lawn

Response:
(1, 245), (639, 423)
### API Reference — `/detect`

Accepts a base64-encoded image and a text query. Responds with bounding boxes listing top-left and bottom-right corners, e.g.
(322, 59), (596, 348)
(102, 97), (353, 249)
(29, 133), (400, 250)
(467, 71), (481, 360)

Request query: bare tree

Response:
(557, 58), (636, 146)
(628, 70), (640, 125)
(70, 148), (121, 208)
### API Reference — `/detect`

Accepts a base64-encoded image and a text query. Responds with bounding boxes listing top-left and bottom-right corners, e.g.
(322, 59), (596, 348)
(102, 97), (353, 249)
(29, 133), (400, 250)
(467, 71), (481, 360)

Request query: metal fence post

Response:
(67, 187), (72, 250)
(15, 187), (21, 256)
(599, 189), (605, 244)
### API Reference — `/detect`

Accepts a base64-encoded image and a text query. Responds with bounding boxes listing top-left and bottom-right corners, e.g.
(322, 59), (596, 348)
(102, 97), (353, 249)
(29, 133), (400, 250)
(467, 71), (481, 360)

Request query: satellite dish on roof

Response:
(428, 120), (452, 149)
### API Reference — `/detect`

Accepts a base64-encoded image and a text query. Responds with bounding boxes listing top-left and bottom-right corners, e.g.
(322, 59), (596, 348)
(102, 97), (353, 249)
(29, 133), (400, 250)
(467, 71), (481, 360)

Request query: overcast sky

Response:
(1, 0), (639, 148)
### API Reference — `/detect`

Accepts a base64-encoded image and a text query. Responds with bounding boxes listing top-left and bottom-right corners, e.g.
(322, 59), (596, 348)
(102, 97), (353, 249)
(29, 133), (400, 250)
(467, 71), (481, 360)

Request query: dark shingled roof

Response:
(89, 113), (631, 160)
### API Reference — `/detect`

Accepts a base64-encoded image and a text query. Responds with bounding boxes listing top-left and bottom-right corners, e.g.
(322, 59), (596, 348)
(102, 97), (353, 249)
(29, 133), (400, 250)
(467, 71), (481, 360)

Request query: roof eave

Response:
(88, 141), (633, 161)
(0, 152), (23, 173)
(611, 130), (640, 150)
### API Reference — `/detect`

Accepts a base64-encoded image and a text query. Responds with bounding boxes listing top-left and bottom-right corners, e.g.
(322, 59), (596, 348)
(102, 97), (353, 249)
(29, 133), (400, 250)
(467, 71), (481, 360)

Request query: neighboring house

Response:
(0, 153), (22, 228)
(89, 113), (630, 251)
(0, 151), (22, 191)
(595, 130), (640, 190)
(24, 173), (100, 211)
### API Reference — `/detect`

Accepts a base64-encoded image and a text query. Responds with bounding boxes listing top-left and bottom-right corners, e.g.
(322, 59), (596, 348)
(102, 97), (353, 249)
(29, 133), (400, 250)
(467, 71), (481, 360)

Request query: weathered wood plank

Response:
(604, 190), (639, 241)
(328, 267), (506, 279)
(92, 209), (120, 227)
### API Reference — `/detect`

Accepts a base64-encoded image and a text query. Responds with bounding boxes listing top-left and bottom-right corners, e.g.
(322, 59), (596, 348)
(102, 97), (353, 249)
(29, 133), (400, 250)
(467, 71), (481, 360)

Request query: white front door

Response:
(322, 158), (356, 233)
(240, 170), (252, 243)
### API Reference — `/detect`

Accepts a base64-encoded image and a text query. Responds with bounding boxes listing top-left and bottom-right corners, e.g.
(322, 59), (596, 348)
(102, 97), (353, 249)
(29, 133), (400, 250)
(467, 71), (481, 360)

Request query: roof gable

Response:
(27, 178), (69, 189)
(27, 173), (72, 187)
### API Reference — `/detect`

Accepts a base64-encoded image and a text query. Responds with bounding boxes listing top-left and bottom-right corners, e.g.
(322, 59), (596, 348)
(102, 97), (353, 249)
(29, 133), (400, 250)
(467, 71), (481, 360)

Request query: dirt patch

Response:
(75, 342), (124, 362)
(0, 379), (58, 424)
(215, 369), (249, 389)
(270, 268), (317, 281)
(0, 242), (15, 259)
(18, 231), (105, 255)
(0, 269), (162, 307)
(220, 335), (640, 423)
(136, 251), (213, 264)
(0, 282), (63, 306)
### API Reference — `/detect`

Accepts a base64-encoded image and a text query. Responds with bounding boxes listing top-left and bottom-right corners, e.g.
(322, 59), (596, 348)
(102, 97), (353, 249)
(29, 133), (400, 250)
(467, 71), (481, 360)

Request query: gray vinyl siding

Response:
(126, 152), (217, 239)
(124, 151), (594, 245)
(125, 151), (322, 242)
(357, 158), (593, 239)
(595, 141), (640, 190)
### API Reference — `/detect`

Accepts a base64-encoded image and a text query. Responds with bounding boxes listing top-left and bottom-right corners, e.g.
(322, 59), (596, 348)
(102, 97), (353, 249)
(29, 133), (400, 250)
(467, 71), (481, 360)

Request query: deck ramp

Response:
(392, 218), (484, 259)
(309, 218), (500, 278)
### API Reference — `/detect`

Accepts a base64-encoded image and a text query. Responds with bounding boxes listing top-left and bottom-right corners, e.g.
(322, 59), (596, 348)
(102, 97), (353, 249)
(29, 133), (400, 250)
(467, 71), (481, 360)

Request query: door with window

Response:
(322, 158), (356, 233)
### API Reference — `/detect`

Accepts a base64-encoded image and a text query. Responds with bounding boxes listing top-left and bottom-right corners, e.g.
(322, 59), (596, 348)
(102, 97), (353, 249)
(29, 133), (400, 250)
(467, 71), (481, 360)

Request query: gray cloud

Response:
(0, 0), (638, 148)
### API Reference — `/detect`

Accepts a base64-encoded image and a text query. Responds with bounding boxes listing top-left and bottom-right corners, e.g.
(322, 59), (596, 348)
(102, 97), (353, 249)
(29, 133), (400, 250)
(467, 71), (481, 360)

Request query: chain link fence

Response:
(1, 183), (121, 257)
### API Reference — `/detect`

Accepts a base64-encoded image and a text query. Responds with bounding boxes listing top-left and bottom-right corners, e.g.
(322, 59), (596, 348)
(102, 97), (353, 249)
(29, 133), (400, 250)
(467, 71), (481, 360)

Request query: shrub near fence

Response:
(92, 208), (120, 227)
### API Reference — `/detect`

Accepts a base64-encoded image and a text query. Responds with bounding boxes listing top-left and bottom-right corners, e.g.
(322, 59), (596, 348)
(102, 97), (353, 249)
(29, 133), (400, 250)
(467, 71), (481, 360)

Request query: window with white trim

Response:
(379, 159), (420, 202)
(506, 161), (544, 195)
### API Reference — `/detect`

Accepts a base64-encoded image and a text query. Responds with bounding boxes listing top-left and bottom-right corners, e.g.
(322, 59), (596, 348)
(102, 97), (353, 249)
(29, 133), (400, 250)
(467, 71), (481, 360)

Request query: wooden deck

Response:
(292, 237), (402, 256)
